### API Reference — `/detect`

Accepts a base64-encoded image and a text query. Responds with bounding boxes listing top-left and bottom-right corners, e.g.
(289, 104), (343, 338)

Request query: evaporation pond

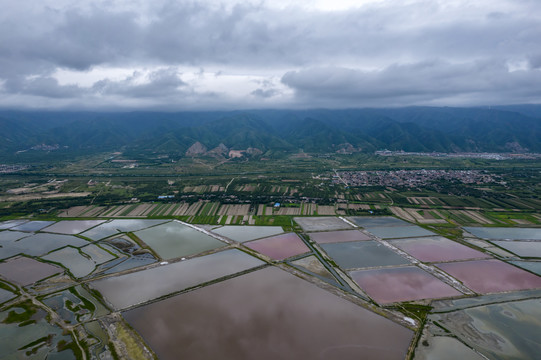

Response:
(0, 220), (28, 230)
(432, 298), (541, 359)
(12, 220), (54, 232)
(81, 219), (169, 240)
(350, 266), (462, 304)
(0, 288), (16, 303)
(0, 257), (62, 286)
(321, 241), (410, 269)
(0, 231), (31, 259)
(291, 256), (337, 283)
(0, 304), (75, 359)
(90, 249), (264, 309)
(509, 261), (541, 276)
(309, 229), (371, 244)
(123, 266), (413, 360)
(134, 221), (225, 260)
(365, 226), (435, 239)
(15, 233), (88, 257)
(464, 227), (541, 240)
(390, 236), (491, 262)
(43, 220), (106, 234)
(491, 241), (541, 258)
(245, 233), (310, 260)
(210, 226), (284, 242)
(294, 217), (352, 232)
(414, 336), (485, 360)
(349, 216), (410, 228)
(437, 259), (541, 293)
(42, 247), (96, 278)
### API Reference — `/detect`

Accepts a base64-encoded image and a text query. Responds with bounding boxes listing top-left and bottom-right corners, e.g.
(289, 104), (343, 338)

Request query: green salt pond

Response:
(210, 225), (284, 242)
(134, 220), (225, 260)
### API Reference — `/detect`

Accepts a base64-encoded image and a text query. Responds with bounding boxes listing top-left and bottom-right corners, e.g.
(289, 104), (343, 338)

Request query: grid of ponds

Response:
(90, 249), (265, 310)
(123, 266), (413, 360)
(1, 217), (540, 360)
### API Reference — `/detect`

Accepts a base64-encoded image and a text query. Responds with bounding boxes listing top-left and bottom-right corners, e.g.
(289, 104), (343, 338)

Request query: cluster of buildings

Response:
(335, 170), (498, 187)
(0, 164), (29, 173)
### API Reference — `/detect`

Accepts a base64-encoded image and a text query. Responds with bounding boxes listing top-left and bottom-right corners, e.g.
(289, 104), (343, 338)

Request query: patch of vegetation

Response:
(2, 300), (38, 324)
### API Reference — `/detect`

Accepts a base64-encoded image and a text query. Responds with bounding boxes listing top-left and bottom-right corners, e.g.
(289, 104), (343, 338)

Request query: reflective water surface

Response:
(43, 220), (106, 234)
(349, 216), (410, 228)
(245, 233), (310, 260)
(294, 217), (352, 232)
(437, 259), (541, 293)
(0, 256), (62, 285)
(309, 230), (371, 244)
(134, 221), (226, 260)
(390, 236), (490, 263)
(365, 226), (435, 239)
(464, 227), (541, 241)
(90, 249), (264, 309)
(210, 226), (284, 242)
(350, 266), (462, 304)
(432, 298), (541, 359)
(321, 241), (410, 269)
(124, 266), (413, 360)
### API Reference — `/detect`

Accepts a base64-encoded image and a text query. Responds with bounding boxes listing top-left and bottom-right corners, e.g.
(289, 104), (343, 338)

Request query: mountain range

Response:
(1, 106), (540, 160)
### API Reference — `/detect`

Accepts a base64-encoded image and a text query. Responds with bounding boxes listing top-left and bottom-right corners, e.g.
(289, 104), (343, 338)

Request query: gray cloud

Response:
(1, 0), (541, 109)
(93, 67), (186, 98)
(281, 61), (541, 107)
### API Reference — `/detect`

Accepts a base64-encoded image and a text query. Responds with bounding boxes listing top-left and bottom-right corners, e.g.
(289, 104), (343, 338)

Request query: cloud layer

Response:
(1, 0), (540, 109)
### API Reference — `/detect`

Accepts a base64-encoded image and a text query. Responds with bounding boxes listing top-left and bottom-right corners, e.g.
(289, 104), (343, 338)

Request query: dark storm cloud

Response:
(1, 0), (541, 108)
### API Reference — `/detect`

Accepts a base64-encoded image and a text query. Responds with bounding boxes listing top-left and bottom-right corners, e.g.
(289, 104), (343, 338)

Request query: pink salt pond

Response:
(437, 259), (541, 294)
(350, 266), (462, 304)
(309, 230), (371, 244)
(390, 236), (491, 263)
(245, 233), (310, 260)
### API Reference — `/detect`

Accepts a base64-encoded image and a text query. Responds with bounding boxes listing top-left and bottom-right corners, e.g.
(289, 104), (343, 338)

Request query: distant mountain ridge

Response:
(1, 106), (540, 160)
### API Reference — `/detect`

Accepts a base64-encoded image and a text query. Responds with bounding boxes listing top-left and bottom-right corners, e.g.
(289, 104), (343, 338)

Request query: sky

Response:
(1, 0), (540, 110)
